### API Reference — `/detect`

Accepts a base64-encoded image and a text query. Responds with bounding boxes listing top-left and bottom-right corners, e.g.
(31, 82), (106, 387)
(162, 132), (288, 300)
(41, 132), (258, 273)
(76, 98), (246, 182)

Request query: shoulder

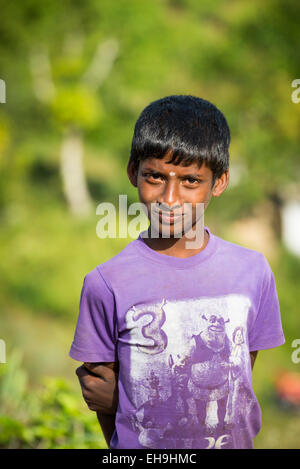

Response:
(212, 233), (273, 290)
(213, 233), (268, 270)
(83, 238), (142, 293)
(80, 267), (113, 305)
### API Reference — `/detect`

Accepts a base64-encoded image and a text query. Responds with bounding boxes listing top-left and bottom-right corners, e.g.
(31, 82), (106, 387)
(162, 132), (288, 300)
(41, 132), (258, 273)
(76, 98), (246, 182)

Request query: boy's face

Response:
(127, 150), (229, 237)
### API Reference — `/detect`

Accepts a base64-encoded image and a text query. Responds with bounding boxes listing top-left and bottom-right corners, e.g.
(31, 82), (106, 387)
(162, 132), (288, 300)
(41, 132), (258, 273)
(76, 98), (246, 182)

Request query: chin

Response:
(159, 223), (185, 238)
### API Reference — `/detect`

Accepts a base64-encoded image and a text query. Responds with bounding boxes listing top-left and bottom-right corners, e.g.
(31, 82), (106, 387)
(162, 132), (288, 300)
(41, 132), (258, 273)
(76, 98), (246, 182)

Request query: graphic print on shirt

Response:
(124, 294), (258, 449)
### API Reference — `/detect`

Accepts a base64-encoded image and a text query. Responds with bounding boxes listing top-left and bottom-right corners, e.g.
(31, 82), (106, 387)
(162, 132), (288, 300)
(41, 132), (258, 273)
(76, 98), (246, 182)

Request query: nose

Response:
(158, 180), (181, 212)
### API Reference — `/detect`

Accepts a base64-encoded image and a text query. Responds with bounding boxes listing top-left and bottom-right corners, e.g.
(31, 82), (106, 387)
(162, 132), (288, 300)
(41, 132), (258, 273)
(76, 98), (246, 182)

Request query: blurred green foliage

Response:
(0, 0), (299, 449)
(50, 85), (101, 129)
(0, 349), (107, 449)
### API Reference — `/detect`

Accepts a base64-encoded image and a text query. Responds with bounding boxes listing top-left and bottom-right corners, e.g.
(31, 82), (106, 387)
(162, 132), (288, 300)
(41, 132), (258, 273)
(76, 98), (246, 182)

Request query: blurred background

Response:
(0, 0), (300, 449)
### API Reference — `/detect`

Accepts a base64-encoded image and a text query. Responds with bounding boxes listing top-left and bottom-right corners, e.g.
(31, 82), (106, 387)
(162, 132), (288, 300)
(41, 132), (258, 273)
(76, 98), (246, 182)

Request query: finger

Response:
(76, 364), (106, 381)
(76, 365), (103, 392)
(84, 361), (119, 373)
(76, 365), (98, 383)
(76, 364), (88, 378)
(83, 362), (118, 381)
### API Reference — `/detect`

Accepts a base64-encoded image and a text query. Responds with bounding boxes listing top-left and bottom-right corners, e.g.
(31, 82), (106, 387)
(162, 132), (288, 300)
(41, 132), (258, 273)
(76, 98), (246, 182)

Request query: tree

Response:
(30, 39), (119, 216)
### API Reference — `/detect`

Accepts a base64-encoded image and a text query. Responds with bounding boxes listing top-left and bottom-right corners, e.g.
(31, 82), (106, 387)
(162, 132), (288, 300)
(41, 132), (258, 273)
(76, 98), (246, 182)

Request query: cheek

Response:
(138, 187), (154, 204)
(138, 182), (161, 202)
(185, 185), (211, 201)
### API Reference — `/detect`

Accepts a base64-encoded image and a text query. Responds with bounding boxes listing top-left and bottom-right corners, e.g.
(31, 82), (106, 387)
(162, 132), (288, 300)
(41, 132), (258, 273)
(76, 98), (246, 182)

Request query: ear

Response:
(212, 169), (229, 198)
(127, 160), (138, 187)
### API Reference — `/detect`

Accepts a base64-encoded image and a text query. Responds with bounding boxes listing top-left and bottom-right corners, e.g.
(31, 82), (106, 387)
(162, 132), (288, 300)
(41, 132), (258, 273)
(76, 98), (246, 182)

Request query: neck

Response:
(142, 226), (208, 259)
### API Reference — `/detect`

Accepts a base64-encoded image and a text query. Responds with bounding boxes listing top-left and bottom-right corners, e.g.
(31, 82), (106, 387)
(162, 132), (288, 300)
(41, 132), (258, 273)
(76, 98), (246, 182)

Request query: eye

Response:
(185, 177), (202, 185)
(186, 177), (197, 184)
(143, 172), (163, 182)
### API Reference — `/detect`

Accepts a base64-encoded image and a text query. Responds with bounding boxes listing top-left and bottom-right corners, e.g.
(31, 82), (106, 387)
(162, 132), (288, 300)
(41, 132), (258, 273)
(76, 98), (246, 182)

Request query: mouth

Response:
(158, 211), (183, 225)
(159, 213), (182, 225)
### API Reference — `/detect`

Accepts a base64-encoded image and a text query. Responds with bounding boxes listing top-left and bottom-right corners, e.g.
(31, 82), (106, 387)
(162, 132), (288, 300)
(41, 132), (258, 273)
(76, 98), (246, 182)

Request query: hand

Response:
(75, 362), (119, 414)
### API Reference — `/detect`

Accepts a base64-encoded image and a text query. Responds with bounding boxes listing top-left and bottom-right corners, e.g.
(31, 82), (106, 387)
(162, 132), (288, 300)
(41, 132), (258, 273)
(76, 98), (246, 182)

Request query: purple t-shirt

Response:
(69, 226), (285, 449)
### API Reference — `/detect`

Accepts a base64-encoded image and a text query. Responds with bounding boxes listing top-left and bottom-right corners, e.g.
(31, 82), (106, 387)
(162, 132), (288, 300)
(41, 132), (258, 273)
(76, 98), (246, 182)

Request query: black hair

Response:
(129, 95), (230, 187)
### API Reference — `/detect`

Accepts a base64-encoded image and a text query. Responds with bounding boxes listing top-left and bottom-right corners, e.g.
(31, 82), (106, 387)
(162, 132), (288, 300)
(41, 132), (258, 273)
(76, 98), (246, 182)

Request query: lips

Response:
(159, 211), (183, 224)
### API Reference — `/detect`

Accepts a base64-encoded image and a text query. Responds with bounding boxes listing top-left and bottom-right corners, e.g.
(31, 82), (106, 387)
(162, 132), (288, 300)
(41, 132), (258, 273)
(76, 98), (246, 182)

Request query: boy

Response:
(69, 95), (285, 449)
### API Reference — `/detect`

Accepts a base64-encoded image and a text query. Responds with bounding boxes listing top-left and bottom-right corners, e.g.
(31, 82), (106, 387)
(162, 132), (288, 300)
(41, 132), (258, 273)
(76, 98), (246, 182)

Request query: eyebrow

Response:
(142, 168), (205, 179)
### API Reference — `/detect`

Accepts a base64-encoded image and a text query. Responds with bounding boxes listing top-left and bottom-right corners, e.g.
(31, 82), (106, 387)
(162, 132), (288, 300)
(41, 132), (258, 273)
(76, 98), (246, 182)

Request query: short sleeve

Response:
(69, 267), (118, 362)
(248, 256), (285, 351)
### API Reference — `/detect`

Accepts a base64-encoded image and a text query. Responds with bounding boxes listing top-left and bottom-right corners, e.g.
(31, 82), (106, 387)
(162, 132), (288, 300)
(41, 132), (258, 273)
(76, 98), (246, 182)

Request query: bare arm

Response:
(76, 361), (119, 448)
(96, 412), (116, 448)
(250, 351), (258, 370)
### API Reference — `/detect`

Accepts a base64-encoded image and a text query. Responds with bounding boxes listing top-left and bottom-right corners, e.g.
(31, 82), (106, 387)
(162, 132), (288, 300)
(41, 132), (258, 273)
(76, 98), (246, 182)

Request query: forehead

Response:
(139, 155), (213, 176)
